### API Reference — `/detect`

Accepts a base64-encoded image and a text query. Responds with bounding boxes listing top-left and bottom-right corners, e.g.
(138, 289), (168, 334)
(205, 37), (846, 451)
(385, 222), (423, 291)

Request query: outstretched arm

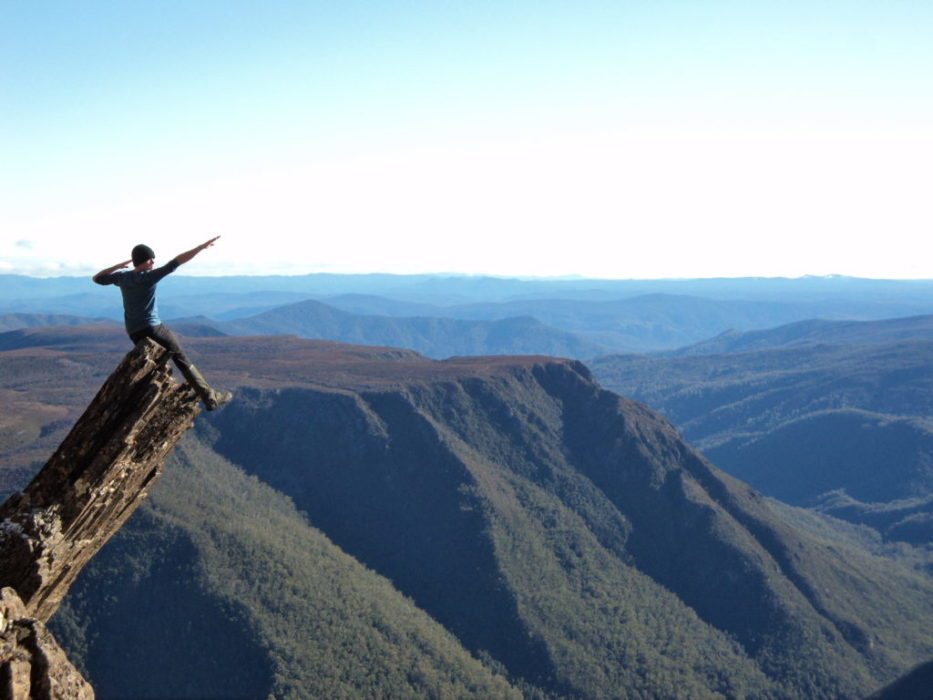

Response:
(92, 260), (132, 284)
(173, 235), (221, 266)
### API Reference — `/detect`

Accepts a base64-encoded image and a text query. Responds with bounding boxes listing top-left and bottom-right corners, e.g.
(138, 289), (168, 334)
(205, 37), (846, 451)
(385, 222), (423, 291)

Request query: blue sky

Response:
(2, 1), (931, 278)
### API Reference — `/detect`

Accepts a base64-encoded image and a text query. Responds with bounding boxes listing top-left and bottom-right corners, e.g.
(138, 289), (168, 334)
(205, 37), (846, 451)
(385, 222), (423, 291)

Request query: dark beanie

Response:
(131, 244), (155, 266)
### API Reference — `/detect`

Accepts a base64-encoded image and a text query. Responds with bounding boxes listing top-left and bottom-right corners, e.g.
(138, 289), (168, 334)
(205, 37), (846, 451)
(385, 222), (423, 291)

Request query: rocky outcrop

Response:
(0, 587), (93, 700)
(0, 338), (201, 696)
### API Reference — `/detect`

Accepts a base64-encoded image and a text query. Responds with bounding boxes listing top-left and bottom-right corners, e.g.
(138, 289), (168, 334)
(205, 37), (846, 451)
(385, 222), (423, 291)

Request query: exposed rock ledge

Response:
(0, 587), (93, 700)
(0, 339), (200, 697)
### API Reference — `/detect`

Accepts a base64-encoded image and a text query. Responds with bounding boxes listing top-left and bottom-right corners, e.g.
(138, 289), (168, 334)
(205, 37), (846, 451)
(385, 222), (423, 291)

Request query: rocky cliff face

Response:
(0, 587), (93, 700)
(0, 338), (200, 697)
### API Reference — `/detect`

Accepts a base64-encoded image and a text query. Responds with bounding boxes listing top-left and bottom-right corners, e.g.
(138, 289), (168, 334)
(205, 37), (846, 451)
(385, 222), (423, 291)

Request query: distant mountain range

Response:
(5, 272), (933, 305)
(4, 273), (933, 353)
(0, 312), (114, 332)
(325, 293), (836, 352)
(671, 314), (933, 355)
(214, 298), (604, 358)
(2, 328), (931, 698)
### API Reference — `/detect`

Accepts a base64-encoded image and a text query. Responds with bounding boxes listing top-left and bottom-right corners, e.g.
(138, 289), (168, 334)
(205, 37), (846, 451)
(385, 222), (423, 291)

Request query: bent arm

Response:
(92, 260), (132, 285)
(173, 235), (221, 266)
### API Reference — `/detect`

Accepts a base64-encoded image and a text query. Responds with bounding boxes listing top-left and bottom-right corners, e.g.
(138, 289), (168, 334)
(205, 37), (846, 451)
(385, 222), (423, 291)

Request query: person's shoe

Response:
(205, 389), (233, 411)
(180, 364), (232, 411)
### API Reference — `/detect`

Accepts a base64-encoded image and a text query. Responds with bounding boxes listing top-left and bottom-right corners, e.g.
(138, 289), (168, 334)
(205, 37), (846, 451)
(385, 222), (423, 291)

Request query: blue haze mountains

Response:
(4, 273), (933, 355)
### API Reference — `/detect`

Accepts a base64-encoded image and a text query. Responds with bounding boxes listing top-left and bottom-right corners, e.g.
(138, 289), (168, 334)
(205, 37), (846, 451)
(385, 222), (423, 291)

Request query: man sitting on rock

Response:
(93, 236), (233, 410)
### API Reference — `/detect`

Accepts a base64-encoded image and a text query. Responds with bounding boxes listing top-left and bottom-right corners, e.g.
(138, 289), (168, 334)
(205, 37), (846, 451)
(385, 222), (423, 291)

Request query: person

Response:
(93, 236), (232, 410)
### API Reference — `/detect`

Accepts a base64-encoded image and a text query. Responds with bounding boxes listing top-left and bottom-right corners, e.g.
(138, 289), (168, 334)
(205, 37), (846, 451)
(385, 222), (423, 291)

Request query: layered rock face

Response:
(0, 339), (200, 696)
(0, 587), (93, 700)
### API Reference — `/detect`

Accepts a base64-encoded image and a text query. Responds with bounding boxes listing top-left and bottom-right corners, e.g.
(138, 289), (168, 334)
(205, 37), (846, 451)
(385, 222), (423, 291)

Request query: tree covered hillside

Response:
(52, 438), (519, 699)
(590, 340), (933, 545)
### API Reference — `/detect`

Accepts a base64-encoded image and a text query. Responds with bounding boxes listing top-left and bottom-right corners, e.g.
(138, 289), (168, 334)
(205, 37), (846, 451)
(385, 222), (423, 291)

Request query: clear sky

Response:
(2, 1), (931, 279)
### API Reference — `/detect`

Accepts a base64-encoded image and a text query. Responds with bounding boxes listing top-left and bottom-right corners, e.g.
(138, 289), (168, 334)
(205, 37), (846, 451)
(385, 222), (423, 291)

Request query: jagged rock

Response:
(0, 338), (200, 622)
(0, 339), (201, 696)
(0, 587), (94, 700)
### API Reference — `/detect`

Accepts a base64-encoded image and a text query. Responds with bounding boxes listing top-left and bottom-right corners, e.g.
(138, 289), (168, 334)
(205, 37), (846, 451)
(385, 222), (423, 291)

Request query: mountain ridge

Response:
(591, 339), (933, 548)
(5, 273), (933, 354)
(221, 298), (607, 359)
(670, 313), (933, 356)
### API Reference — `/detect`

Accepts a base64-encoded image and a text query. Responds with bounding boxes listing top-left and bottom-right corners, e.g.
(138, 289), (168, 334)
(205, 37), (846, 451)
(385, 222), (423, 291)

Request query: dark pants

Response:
(129, 324), (193, 374)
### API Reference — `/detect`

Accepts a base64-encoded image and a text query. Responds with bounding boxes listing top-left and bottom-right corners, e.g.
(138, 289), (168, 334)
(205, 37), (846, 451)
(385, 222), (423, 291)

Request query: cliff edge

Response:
(0, 338), (201, 697)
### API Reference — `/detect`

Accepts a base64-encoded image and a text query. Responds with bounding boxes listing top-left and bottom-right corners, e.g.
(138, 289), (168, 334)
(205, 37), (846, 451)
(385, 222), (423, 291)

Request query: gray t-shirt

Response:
(95, 260), (179, 334)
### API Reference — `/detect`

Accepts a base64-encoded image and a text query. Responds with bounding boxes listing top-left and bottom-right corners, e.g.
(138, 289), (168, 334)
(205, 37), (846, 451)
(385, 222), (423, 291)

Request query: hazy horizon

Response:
(5, 270), (933, 286)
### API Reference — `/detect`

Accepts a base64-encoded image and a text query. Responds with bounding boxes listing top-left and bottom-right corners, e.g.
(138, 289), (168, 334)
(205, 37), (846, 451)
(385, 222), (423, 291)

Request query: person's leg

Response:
(130, 325), (231, 410)
(129, 324), (185, 360)
(147, 324), (194, 374)
(128, 326), (156, 346)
